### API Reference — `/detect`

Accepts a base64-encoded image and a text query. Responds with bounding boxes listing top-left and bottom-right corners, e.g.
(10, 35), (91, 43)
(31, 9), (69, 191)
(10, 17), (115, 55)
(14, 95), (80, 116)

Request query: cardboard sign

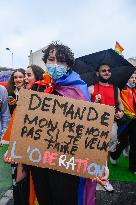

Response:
(8, 89), (115, 179)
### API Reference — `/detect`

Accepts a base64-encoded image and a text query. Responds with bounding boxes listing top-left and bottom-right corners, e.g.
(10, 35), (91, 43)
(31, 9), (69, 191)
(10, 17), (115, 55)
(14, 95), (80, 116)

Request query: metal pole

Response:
(11, 52), (13, 68)
(6, 48), (14, 68)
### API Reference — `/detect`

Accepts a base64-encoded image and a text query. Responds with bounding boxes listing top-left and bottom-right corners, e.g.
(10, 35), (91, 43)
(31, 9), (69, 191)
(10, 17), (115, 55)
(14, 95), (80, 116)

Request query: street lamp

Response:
(6, 48), (14, 68)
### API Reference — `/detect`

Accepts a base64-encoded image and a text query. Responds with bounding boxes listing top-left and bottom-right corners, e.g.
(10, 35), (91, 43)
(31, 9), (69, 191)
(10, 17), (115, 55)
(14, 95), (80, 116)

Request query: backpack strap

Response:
(114, 86), (120, 111)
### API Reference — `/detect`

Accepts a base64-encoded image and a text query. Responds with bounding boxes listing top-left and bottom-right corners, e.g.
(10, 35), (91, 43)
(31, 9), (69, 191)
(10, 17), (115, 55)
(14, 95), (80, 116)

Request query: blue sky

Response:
(0, 0), (136, 68)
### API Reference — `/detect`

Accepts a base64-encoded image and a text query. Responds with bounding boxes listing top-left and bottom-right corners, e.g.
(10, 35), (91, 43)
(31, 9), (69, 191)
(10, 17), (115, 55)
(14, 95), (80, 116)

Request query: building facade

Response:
(28, 46), (46, 68)
(128, 57), (136, 67)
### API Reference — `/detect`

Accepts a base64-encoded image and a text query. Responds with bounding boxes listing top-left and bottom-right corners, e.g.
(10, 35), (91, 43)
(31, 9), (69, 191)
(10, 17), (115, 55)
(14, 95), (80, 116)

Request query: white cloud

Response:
(0, 0), (136, 68)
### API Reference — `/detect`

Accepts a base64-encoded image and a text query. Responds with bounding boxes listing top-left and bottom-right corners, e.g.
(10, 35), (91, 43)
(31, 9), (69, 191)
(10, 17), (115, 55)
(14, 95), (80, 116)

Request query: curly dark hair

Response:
(42, 41), (75, 68)
(27, 65), (44, 81)
(6, 68), (25, 95)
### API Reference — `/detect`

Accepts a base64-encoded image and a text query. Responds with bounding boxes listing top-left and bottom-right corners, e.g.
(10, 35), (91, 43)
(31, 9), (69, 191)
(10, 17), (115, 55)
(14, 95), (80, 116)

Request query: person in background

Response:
(5, 68), (28, 205)
(110, 72), (136, 174)
(88, 63), (124, 192)
(6, 68), (25, 114)
(0, 85), (10, 145)
(30, 41), (109, 205)
(25, 65), (44, 90)
(4, 65), (44, 205)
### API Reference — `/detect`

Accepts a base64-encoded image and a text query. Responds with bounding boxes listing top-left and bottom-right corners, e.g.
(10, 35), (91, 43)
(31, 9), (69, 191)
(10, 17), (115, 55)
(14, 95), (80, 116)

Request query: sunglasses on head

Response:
(101, 69), (111, 73)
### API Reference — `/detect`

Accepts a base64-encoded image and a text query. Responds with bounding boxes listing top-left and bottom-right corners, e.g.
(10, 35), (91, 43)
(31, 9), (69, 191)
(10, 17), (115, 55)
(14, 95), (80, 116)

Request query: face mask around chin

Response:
(44, 64), (67, 80)
(126, 82), (136, 88)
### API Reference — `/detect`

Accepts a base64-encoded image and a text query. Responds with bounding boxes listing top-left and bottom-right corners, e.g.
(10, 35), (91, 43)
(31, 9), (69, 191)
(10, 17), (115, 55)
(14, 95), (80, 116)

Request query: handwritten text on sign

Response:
(8, 89), (115, 179)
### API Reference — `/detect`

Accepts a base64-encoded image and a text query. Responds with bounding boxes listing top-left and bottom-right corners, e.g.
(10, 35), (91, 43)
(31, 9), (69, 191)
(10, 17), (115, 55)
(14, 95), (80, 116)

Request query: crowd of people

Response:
(0, 41), (136, 205)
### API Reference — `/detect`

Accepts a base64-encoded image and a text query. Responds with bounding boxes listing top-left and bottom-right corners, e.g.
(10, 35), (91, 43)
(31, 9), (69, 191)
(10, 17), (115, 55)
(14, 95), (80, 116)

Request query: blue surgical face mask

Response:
(44, 64), (67, 80)
(126, 82), (135, 88)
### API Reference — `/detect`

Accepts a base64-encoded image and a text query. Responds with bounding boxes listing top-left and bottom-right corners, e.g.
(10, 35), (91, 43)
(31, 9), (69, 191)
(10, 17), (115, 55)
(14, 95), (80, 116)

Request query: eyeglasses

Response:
(101, 69), (111, 73)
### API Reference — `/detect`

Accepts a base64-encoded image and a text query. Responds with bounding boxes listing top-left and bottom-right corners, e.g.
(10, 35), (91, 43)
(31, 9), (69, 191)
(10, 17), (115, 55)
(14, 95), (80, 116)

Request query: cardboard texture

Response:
(8, 89), (115, 179)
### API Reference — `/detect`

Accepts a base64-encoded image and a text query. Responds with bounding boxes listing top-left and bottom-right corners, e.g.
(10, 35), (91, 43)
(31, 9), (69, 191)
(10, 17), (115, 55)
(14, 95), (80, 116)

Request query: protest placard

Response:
(8, 89), (115, 179)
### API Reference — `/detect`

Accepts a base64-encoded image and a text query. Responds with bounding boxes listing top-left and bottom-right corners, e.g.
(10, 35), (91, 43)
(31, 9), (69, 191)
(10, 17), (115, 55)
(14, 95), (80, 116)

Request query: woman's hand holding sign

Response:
(4, 150), (18, 164)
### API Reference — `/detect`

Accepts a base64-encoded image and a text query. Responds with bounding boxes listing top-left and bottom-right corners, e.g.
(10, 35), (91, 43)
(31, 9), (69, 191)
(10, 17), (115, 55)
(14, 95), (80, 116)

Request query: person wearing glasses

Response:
(88, 63), (124, 192)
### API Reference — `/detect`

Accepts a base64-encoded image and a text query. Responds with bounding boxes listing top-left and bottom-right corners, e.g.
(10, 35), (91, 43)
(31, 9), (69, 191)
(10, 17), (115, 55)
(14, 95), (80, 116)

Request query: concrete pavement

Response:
(0, 189), (13, 205)
(96, 181), (136, 205)
(1, 181), (136, 205)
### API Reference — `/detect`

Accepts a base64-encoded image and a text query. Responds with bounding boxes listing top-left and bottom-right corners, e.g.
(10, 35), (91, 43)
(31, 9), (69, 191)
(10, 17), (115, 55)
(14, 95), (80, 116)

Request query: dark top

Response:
(8, 92), (17, 115)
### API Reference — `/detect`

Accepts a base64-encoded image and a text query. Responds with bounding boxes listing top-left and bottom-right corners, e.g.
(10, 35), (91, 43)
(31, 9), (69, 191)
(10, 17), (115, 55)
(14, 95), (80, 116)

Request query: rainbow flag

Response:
(115, 41), (124, 55)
